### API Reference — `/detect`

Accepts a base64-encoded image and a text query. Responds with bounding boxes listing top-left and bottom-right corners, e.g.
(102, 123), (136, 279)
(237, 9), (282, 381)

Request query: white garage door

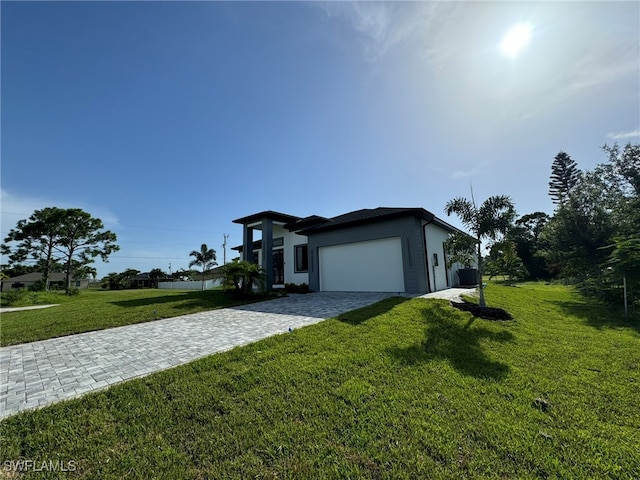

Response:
(319, 237), (405, 292)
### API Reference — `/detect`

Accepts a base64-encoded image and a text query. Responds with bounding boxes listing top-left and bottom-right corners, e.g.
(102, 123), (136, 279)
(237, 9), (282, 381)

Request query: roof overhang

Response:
(232, 210), (301, 226)
(429, 216), (469, 236)
(298, 208), (437, 235)
(232, 239), (262, 252)
(284, 215), (331, 232)
(231, 207), (471, 240)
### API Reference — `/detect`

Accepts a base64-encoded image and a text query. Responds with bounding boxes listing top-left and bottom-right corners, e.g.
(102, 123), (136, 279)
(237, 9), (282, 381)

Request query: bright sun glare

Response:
(500, 23), (532, 58)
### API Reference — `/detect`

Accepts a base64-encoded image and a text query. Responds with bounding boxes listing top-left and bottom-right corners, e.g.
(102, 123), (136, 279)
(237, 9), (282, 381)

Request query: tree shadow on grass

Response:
(550, 300), (640, 333)
(388, 302), (513, 380)
(336, 297), (413, 326)
(109, 291), (236, 309)
(110, 292), (194, 307)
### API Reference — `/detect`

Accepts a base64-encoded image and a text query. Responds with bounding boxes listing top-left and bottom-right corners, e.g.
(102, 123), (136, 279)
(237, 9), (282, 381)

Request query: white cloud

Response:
(451, 167), (481, 179)
(607, 128), (640, 140)
(316, 2), (459, 64)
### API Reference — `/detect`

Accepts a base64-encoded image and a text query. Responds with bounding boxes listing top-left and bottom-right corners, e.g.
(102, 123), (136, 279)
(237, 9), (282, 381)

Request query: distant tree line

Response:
(100, 243), (219, 290)
(99, 266), (219, 290)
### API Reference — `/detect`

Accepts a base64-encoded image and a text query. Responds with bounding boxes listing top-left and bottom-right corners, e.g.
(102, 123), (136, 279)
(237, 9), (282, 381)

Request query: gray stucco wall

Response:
(307, 216), (429, 294)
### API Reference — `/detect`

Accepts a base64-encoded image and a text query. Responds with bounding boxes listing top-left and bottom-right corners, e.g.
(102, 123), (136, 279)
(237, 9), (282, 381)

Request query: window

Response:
(295, 244), (309, 272)
(273, 249), (285, 284)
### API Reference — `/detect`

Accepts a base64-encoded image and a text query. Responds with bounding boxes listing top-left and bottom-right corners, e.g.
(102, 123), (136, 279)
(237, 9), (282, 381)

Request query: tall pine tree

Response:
(549, 151), (581, 206)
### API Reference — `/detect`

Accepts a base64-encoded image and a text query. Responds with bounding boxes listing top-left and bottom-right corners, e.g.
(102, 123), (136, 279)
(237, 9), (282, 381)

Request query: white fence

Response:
(158, 279), (222, 290)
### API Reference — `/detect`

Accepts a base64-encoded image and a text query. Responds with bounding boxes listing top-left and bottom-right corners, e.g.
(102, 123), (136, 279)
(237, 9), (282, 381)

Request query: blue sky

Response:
(2, 1), (638, 278)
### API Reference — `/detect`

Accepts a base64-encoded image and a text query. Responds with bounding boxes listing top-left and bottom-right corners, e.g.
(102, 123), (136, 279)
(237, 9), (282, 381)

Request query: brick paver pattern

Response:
(0, 292), (398, 419)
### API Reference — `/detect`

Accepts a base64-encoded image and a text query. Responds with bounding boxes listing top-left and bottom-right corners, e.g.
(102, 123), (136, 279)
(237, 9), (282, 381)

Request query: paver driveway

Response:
(0, 292), (397, 419)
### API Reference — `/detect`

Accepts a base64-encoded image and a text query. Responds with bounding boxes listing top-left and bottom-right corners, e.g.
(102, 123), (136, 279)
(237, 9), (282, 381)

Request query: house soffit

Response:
(246, 220), (289, 230)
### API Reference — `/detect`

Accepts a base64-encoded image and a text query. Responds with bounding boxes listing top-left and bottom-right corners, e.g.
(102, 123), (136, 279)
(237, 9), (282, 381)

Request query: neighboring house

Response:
(0, 272), (90, 292)
(232, 207), (474, 294)
(157, 267), (226, 290)
(199, 266), (226, 283)
(130, 268), (225, 289)
(129, 273), (159, 289)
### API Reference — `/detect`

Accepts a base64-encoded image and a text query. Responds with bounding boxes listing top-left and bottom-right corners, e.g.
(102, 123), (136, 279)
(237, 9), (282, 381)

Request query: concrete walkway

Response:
(419, 286), (477, 302)
(0, 292), (397, 420)
(0, 304), (60, 313)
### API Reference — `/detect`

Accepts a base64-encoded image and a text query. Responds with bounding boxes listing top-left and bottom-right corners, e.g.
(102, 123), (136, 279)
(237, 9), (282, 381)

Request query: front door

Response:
(273, 249), (284, 285)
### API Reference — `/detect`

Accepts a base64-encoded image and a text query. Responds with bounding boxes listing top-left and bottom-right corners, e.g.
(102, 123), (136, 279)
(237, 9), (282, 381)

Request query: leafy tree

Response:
(2, 207), (118, 292)
(71, 262), (97, 281)
(508, 212), (550, 279)
(574, 237), (640, 311)
(1, 207), (67, 290)
(515, 212), (549, 243)
(539, 144), (640, 311)
(220, 259), (266, 298)
(445, 194), (516, 308)
(605, 237), (640, 312)
(603, 143), (640, 311)
(189, 244), (217, 291)
(149, 268), (167, 288)
(102, 272), (122, 290)
(485, 241), (528, 285)
(444, 232), (477, 269)
(541, 171), (616, 279)
(601, 143), (640, 197)
(598, 143), (640, 239)
(101, 268), (140, 290)
(120, 268), (141, 288)
(149, 268), (166, 278)
(171, 268), (188, 281)
(170, 268), (199, 281)
(56, 209), (119, 292)
(549, 151), (581, 206)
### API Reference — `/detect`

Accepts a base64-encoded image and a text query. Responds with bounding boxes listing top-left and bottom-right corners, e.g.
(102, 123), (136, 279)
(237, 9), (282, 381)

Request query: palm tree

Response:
(189, 244), (218, 291)
(445, 194), (515, 308)
(220, 259), (266, 298)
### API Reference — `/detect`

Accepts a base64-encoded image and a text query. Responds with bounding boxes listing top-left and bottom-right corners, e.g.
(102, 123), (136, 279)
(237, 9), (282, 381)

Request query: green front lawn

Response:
(1, 283), (638, 478)
(0, 289), (269, 346)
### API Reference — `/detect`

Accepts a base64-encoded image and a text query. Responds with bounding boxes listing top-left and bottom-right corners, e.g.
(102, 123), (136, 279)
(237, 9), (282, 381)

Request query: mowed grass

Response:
(1, 283), (639, 478)
(0, 289), (266, 346)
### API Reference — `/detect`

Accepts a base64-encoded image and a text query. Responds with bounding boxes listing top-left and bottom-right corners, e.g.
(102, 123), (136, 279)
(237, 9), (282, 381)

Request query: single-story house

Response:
(0, 272), (90, 292)
(232, 207), (474, 294)
(129, 273), (160, 289)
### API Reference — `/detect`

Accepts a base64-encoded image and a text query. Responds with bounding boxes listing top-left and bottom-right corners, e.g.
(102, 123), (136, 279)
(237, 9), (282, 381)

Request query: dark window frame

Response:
(294, 244), (309, 273)
(273, 248), (285, 284)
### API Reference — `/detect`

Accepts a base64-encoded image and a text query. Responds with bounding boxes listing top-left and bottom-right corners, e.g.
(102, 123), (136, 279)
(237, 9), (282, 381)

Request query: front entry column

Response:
(242, 225), (253, 263)
(262, 218), (273, 291)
